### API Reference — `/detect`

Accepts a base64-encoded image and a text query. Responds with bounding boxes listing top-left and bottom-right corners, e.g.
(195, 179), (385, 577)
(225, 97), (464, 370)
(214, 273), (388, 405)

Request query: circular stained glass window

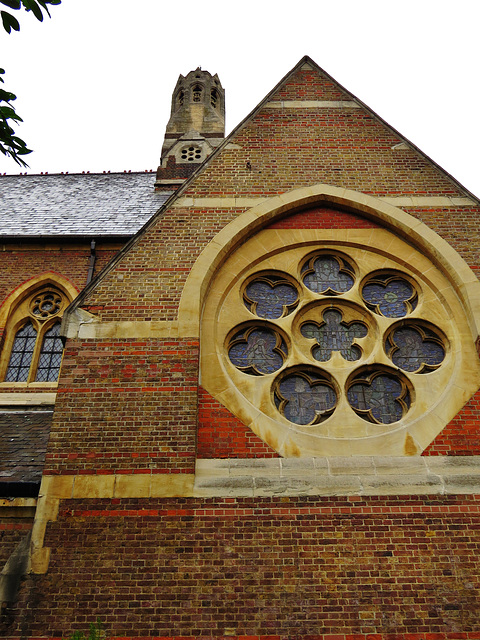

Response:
(201, 229), (477, 457)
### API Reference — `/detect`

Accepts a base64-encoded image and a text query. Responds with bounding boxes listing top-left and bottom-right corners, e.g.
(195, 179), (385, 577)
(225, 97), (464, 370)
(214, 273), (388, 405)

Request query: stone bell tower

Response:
(155, 68), (225, 189)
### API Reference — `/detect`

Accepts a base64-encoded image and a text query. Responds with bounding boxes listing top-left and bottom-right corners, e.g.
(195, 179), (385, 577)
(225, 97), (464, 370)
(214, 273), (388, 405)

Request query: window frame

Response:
(0, 284), (70, 386)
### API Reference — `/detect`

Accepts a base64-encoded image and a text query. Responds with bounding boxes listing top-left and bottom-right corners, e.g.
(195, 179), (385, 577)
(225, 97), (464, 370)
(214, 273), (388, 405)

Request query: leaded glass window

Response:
(215, 249), (450, 428)
(2, 287), (67, 384)
(36, 323), (63, 382)
(5, 322), (37, 382)
(302, 254), (355, 295)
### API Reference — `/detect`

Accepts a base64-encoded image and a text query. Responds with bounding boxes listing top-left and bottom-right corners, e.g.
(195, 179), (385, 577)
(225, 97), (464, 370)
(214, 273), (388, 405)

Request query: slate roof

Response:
(0, 173), (172, 237)
(0, 411), (52, 495)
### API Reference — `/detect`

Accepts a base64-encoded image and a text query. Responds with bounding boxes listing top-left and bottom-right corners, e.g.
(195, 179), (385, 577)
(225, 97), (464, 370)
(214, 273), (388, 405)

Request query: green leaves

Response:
(1, 9), (19, 32)
(0, 0), (62, 33)
(0, 1), (21, 10)
(0, 68), (32, 166)
(0, 1), (61, 165)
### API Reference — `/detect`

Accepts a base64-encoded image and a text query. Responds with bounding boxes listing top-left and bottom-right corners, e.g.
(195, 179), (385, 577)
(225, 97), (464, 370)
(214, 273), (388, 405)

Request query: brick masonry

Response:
(45, 338), (199, 474)
(0, 518), (32, 567)
(424, 389), (480, 455)
(9, 495), (480, 638)
(197, 387), (279, 458)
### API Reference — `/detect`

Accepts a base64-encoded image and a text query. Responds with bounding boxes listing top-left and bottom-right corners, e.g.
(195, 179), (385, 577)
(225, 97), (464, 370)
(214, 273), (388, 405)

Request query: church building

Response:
(1, 56), (480, 638)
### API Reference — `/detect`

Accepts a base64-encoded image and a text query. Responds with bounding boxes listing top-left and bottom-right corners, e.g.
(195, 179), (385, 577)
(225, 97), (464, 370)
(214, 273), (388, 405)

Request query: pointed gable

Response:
(72, 57), (477, 325)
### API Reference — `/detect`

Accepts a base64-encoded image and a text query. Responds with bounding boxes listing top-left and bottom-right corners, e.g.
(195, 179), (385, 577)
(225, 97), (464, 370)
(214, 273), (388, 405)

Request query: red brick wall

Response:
(45, 338), (199, 474)
(0, 518), (32, 566)
(267, 206), (379, 229)
(0, 241), (122, 308)
(197, 387), (278, 458)
(424, 389), (480, 455)
(11, 495), (480, 638)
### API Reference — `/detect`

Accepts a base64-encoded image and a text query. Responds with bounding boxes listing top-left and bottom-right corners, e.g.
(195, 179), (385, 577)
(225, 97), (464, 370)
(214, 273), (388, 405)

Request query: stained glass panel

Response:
(35, 323), (64, 382)
(302, 256), (354, 294)
(229, 327), (286, 375)
(301, 309), (367, 362)
(244, 278), (298, 319)
(388, 326), (444, 372)
(347, 373), (409, 424)
(276, 372), (336, 425)
(5, 322), (37, 382)
(362, 276), (417, 318)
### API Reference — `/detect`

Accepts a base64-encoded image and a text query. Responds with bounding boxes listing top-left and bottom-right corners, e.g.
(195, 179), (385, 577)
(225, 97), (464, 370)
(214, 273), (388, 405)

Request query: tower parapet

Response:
(155, 68), (225, 189)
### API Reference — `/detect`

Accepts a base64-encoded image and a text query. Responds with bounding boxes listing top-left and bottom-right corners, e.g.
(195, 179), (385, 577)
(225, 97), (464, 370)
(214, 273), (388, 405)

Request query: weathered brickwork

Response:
(272, 67), (349, 101)
(407, 207), (480, 276)
(267, 206), (379, 229)
(0, 242), (121, 307)
(424, 389), (480, 455)
(83, 207), (248, 321)
(11, 495), (480, 638)
(197, 387), (278, 458)
(45, 338), (199, 474)
(0, 519), (32, 566)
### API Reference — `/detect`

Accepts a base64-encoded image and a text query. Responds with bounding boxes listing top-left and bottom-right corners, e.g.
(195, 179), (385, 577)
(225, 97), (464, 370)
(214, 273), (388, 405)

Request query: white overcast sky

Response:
(0, 0), (479, 197)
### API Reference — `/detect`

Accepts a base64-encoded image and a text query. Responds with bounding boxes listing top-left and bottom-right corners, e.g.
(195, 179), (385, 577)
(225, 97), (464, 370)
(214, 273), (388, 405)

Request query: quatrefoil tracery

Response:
(274, 370), (337, 426)
(228, 325), (287, 375)
(244, 274), (298, 319)
(386, 324), (445, 373)
(302, 254), (355, 295)
(362, 273), (418, 318)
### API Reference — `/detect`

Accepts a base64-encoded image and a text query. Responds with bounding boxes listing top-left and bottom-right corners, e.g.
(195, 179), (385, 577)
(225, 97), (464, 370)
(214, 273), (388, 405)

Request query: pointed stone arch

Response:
(178, 184), (480, 339)
(0, 272), (79, 328)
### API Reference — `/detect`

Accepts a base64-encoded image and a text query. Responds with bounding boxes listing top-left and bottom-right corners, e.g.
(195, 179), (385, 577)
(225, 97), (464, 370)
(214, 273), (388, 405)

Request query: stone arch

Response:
(178, 184), (480, 339)
(0, 272), (79, 328)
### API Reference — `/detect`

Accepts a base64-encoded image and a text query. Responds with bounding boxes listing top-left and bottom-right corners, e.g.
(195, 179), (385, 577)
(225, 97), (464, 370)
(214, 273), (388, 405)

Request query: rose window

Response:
(201, 230), (480, 457)
(224, 250), (438, 427)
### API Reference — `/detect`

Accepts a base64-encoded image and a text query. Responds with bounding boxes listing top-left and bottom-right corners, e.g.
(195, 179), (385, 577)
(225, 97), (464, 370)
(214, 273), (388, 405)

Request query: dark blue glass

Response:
(348, 374), (409, 424)
(5, 322), (37, 382)
(389, 326), (444, 372)
(362, 277), (416, 317)
(229, 327), (286, 375)
(36, 322), (64, 382)
(245, 279), (298, 319)
(303, 256), (354, 294)
(301, 309), (367, 362)
(276, 373), (336, 425)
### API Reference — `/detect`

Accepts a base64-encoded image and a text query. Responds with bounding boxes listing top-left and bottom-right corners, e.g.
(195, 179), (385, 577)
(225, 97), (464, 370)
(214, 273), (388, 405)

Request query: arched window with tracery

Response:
(2, 286), (69, 384)
(192, 84), (203, 103)
(210, 88), (219, 109)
